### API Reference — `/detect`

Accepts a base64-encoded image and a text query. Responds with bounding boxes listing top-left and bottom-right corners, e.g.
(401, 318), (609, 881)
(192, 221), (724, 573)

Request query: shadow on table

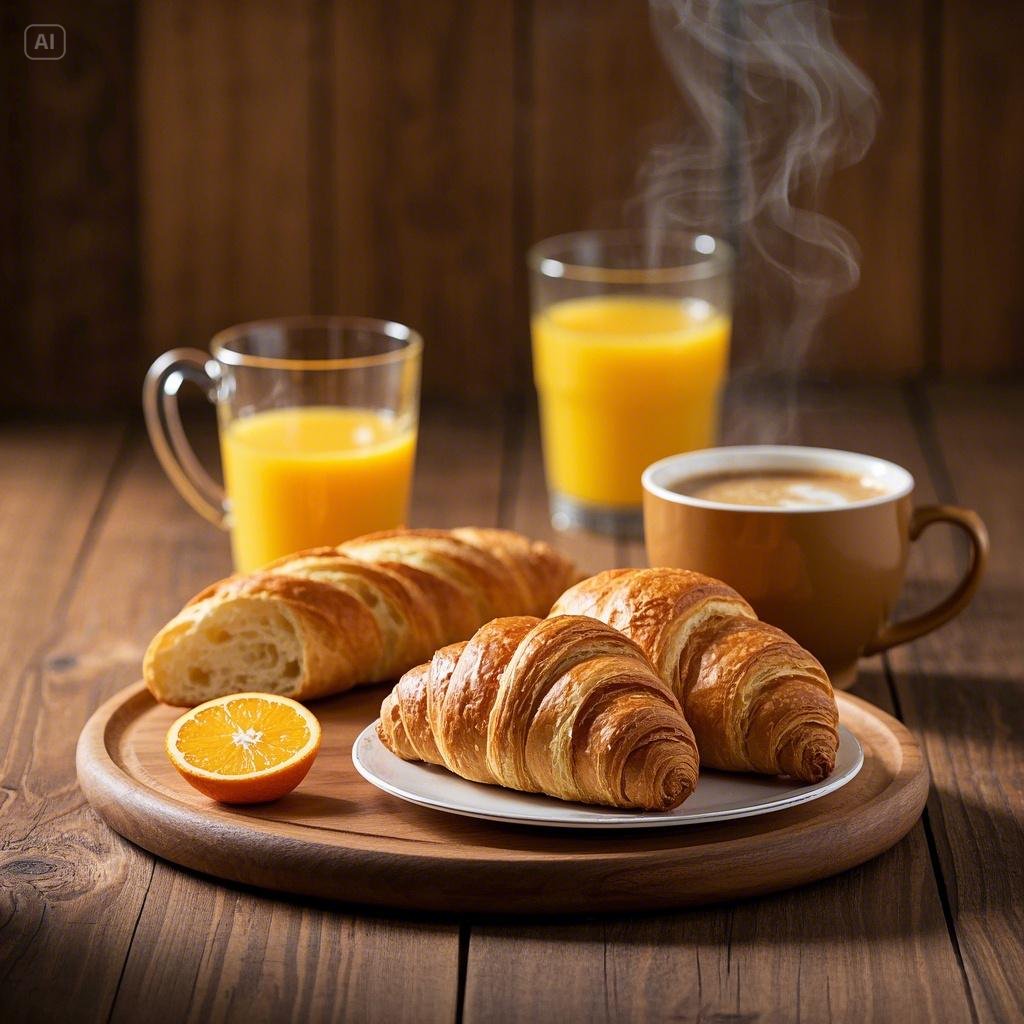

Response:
(251, 792), (362, 819)
(124, 657), (1024, 944)
(849, 636), (1024, 752)
(153, 780), (1018, 946)
(890, 670), (1024, 747)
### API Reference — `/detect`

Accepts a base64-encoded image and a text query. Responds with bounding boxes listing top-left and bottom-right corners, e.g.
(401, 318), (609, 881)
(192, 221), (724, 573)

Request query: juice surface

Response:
(532, 295), (730, 507)
(220, 406), (416, 571)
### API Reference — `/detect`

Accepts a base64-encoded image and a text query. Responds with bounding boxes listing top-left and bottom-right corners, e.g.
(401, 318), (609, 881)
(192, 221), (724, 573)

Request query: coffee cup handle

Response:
(863, 505), (989, 655)
(143, 349), (228, 529)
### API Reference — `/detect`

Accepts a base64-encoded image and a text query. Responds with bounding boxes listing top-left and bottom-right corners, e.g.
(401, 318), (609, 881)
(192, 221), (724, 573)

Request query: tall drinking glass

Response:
(144, 316), (422, 571)
(529, 230), (733, 536)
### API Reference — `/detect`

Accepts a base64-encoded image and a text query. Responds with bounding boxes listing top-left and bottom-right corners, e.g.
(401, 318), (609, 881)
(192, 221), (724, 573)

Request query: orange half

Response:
(166, 693), (322, 804)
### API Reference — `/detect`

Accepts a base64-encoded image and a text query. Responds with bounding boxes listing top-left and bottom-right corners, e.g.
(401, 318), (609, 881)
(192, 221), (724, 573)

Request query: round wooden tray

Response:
(77, 683), (928, 914)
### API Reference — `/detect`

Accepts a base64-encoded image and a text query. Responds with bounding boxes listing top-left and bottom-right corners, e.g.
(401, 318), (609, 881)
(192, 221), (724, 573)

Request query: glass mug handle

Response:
(864, 504), (989, 655)
(143, 349), (228, 529)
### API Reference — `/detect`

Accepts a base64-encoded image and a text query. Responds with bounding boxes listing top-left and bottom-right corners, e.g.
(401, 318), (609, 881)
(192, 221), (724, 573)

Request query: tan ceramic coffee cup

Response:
(642, 445), (989, 689)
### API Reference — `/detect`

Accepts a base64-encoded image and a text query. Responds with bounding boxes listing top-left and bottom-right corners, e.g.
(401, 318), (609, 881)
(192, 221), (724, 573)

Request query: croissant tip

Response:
(661, 780), (697, 812)
(797, 747), (836, 784)
(635, 761), (699, 812)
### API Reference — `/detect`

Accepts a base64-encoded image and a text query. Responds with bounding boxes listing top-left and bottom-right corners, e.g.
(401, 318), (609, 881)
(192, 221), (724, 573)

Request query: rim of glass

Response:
(210, 315), (423, 371)
(527, 229), (733, 284)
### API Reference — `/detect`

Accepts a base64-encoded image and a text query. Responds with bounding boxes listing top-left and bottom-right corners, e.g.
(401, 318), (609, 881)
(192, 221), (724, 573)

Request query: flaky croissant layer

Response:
(552, 568), (840, 783)
(378, 615), (700, 811)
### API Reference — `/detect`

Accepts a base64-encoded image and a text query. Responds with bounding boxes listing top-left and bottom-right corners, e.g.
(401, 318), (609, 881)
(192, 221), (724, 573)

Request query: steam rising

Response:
(641, 0), (878, 374)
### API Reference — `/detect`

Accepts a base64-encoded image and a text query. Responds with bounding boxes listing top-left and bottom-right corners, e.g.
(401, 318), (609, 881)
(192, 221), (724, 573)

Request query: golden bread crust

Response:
(552, 568), (839, 783)
(377, 614), (700, 811)
(145, 528), (577, 706)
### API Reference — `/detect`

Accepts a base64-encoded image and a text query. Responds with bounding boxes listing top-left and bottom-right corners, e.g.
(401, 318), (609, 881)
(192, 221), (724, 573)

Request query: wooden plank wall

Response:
(1, 0), (139, 412)
(939, 0), (1024, 373)
(1, 0), (1021, 414)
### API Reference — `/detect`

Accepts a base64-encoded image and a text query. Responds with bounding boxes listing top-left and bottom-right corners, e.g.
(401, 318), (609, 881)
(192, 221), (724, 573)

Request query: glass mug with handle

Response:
(144, 316), (422, 572)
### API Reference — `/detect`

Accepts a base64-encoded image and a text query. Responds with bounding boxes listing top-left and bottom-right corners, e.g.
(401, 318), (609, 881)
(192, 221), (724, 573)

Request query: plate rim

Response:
(352, 720), (864, 830)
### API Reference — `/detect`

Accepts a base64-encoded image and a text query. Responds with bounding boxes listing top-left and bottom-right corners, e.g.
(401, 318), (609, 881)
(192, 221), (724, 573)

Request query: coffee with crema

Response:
(671, 469), (889, 509)
(644, 446), (988, 691)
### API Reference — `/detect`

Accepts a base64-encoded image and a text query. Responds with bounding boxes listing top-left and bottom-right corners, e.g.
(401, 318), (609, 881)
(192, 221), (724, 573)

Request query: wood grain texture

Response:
(507, 409), (618, 579)
(528, 0), (678, 239)
(523, 0), (680, 386)
(939, 4), (1024, 374)
(80, 683), (926, 913)
(0, 406), (503, 1021)
(729, 382), (1022, 1020)
(7, 1), (1024, 416)
(108, 865), (457, 1024)
(411, 402), (506, 527)
(0, 423), (147, 1023)
(463, 674), (958, 1022)
(0, 424), (124, 692)
(138, 0), (314, 362)
(465, 385), (975, 1024)
(686, 380), (1022, 1019)
(887, 383), (1023, 1022)
(4, 386), (1021, 1021)
(0, 0), (139, 413)
(140, 0), (519, 403)
(327, 0), (517, 400)
(816, 0), (925, 376)
(103, 405), (506, 1021)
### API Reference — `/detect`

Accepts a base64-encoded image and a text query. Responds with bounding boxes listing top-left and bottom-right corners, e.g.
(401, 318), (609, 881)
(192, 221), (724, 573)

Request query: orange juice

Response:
(220, 406), (416, 570)
(532, 295), (730, 507)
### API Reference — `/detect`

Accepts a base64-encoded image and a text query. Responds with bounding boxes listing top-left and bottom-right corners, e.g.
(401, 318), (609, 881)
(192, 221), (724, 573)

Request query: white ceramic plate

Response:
(352, 722), (864, 829)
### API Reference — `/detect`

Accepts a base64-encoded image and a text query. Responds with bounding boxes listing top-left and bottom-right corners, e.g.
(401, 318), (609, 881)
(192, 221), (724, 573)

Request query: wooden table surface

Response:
(2, 382), (1021, 1023)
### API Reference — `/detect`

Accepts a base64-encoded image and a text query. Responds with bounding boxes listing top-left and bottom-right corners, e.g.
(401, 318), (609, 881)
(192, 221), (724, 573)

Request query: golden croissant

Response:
(378, 614), (700, 811)
(144, 527), (578, 706)
(552, 568), (839, 783)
